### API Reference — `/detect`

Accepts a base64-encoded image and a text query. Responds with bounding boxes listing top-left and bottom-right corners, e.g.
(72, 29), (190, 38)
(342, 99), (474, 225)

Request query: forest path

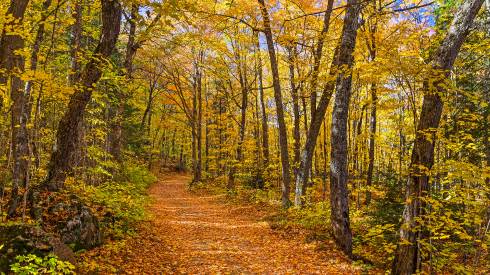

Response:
(82, 174), (359, 274)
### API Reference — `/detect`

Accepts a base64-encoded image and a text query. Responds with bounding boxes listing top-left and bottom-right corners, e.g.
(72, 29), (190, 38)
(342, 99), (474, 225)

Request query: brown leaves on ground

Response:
(79, 174), (361, 274)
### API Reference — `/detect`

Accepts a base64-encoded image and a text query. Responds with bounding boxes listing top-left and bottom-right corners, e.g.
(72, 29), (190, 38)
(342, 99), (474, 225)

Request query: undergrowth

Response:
(70, 162), (157, 239)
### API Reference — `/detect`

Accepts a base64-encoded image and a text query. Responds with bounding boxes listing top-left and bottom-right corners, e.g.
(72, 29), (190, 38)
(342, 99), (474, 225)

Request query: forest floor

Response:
(80, 174), (361, 274)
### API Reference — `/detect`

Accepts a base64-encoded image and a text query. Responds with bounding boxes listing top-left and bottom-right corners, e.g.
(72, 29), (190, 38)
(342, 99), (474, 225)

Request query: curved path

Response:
(82, 174), (359, 274)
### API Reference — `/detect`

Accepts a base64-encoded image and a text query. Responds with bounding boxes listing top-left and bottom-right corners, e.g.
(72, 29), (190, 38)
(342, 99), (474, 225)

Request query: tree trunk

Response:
(365, 19), (378, 206)
(288, 47), (301, 180)
(69, 0), (82, 85)
(229, 46), (248, 186)
(237, 54), (248, 162)
(196, 55), (203, 183)
(256, 36), (270, 165)
(191, 84), (197, 181)
(309, 0), (334, 130)
(0, 0), (30, 85)
(205, 91), (210, 172)
(322, 120), (327, 201)
(170, 128), (176, 162)
(25, 0), (52, 114)
(110, 3), (138, 161)
(294, 0), (361, 208)
(141, 80), (156, 131)
(42, 0), (122, 191)
(352, 104), (365, 178)
(0, 0), (30, 218)
(258, 0), (292, 207)
(329, 0), (362, 256)
(365, 84), (376, 205)
(392, 1), (484, 273)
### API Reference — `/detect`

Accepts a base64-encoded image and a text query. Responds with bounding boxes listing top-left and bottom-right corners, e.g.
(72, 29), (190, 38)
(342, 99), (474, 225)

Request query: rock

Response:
(0, 191), (102, 271)
(30, 190), (103, 250)
(48, 194), (102, 250)
(0, 224), (76, 272)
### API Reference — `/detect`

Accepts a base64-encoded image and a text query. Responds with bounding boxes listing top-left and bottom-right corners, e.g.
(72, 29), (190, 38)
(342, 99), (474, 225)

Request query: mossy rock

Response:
(0, 224), (75, 272)
(33, 191), (103, 251)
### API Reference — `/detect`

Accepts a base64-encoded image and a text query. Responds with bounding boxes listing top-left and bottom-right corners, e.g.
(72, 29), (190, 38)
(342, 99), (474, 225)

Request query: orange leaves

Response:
(79, 174), (362, 274)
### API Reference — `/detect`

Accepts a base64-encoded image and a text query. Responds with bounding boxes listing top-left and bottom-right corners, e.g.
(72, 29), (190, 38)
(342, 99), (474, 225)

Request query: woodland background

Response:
(0, 0), (489, 274)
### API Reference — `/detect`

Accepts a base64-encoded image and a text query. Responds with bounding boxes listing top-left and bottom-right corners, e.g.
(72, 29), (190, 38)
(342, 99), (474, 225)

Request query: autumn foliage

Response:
(0, 0), (489, 274)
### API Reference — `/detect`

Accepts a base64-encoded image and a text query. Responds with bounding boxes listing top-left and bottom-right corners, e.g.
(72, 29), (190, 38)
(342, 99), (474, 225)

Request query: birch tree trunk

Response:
(288, 47), (301, 180)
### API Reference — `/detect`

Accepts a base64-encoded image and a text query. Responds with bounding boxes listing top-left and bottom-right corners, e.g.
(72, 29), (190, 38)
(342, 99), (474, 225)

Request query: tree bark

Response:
(392, 1), (484, 273)
(328, 0), (362, 256)
(309, 0), (334, 128)
(365, 18), (378, 206)
(229, 44), (248, 186)
(288, 47), (301, 180)
(191, 76), (197, 182)
(294, 0), (361, 208)
(42, 0), (122, 191)
(110, 3), (138, 161)
(256, 35), (270, 165)
(196, 54), (203, 183)
(365, 84), (376, 205)
(69, 0), (83, 85)
(25, 0), (52, 113)
(0, 0), (30, 217)
(0, 0), (30, 85)
(258, 0), (292, 207)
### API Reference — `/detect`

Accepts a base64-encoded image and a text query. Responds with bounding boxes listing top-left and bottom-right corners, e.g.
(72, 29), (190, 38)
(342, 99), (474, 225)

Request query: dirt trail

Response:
(82, 174), (359, 274)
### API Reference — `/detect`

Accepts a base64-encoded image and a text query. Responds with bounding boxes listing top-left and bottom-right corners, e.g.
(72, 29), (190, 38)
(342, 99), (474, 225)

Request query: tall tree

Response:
(42, 0), (122, 191)
(69, 0), (83, 84)
(256, 34), (269, 165)
(309, 0), (334, 129)
(258, 0), (292, 207)
(287, 46), (301, 179)
(0, 0), (31, 217)
(294, 0), (334, 205)
(294, 0), (360, 209)
(110, 3), (137, 161)
(392, 0), (485, 273)
(196, 51), (203, 183)
(329, 0), (362, 256)
(364, 5), (378, 206)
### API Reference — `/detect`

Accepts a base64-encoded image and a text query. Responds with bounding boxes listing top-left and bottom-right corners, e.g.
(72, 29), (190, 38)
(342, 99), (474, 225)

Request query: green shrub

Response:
(290, 201), (332, 231)
(71, 162), (157, 238)
(10, 254), (74, 275)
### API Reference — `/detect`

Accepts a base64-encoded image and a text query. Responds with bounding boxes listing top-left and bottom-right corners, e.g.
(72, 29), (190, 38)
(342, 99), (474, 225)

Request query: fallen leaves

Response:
(79, 174), (361, 274)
